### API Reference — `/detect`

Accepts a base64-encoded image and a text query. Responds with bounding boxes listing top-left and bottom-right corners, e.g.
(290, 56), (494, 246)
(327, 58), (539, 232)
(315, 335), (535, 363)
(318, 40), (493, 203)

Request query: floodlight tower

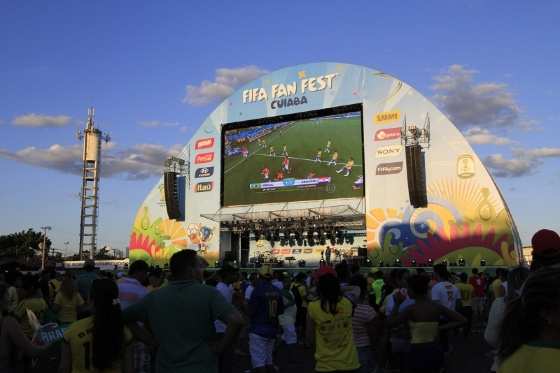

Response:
(77, 108), (110, 259)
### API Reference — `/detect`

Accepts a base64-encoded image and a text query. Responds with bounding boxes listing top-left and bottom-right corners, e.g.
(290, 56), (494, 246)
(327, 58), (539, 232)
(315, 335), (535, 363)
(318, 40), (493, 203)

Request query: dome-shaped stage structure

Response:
(129, 62), (522, 268)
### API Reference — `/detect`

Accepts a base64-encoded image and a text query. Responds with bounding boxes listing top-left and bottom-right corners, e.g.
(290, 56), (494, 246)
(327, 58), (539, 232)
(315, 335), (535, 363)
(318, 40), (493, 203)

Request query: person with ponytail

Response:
(497, 268), (560, 372)
(306, 267), (360, 372)
(60, 279), (133, 373)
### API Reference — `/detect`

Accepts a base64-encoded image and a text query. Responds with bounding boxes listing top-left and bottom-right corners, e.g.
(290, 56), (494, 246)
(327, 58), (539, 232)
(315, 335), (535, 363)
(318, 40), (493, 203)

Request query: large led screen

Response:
(222, 108), (364, 206)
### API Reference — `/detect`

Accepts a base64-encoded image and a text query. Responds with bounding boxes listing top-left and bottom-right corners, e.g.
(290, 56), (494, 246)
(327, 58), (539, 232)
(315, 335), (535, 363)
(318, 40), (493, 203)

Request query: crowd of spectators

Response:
(1, 229), (559, 373)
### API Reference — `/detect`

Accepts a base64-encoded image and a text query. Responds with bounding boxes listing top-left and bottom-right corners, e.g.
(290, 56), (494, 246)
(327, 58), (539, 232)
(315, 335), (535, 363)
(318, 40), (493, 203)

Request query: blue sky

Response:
(1, 0), (559, 253)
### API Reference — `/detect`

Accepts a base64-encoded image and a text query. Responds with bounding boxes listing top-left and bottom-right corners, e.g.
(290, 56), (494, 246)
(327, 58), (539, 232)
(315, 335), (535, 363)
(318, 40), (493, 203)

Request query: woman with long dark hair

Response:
(306, 268), (360, 372)
(497, 268), (560, 372)
(53, 273), (85, 325)
(60, 278), (133, 373)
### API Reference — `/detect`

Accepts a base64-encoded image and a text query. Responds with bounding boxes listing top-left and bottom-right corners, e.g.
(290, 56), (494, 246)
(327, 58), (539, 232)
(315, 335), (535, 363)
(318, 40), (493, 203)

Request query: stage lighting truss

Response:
(401, 113), (431, 149)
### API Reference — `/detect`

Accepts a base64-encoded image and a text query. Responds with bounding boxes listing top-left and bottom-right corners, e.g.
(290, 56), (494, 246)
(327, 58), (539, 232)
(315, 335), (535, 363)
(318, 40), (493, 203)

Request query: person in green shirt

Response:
(122, 250), (245, 373)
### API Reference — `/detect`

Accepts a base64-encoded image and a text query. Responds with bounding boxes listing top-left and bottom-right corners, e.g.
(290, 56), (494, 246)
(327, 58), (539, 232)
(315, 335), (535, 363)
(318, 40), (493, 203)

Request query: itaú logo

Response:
(194, 152), (214, 164)
(194, 182), (213, 192)
(195, 138), (215, 150)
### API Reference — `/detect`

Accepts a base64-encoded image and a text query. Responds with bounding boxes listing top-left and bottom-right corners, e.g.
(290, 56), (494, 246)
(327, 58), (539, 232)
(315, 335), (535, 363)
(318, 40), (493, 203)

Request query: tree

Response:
(0, 229), (51, 258)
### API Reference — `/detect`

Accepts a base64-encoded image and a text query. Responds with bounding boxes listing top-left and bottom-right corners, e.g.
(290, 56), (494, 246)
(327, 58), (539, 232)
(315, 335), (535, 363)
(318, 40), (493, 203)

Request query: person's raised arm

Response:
(437, 303), (467, 331)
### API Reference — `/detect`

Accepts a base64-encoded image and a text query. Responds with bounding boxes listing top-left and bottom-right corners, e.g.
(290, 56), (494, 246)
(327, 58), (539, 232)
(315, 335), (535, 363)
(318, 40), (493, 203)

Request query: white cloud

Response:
(463, 127), (512, 145)
(183, 65), (268, 106)
(12, 113), (72, 128)
(483, 146), (560, 178)
(432, 65), (521, 130)
(0, 142), (182, 180)
(483, 154), (539, 178)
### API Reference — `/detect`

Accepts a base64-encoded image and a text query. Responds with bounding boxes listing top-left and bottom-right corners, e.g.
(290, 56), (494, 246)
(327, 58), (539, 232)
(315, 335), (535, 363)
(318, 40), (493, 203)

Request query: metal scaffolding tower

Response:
(77, 108), (110, 259)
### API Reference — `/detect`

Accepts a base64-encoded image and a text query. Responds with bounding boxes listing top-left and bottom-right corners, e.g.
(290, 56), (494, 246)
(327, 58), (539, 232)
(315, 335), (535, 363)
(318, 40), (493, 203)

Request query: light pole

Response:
(40, 226), (52, 271)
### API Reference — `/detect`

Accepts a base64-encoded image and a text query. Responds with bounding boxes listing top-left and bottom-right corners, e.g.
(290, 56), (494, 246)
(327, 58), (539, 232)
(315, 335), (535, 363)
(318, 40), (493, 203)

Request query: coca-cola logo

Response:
(194, 152), (214, 164)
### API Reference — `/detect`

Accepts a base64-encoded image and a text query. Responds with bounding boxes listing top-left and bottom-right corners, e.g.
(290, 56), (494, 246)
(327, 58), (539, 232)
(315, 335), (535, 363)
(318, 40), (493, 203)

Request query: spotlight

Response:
(394, 258), (401, 267)
(365, 258), (372, 267)
(480, 259), (487, 267)
(458, 258), (466, 266)
(428, 258), (433, 266)
(411, 259), (417, 267)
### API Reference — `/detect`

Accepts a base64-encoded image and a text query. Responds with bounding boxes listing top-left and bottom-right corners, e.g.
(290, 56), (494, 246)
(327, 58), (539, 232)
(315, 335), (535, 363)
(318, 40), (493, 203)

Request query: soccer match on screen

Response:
(222, 111), (364, 206)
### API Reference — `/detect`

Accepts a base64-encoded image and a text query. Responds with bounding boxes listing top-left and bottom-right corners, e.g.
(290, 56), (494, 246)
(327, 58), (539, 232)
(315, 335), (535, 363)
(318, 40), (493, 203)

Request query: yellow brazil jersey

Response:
(308, 297), (360, 372)
(455, 283), (474, 307)
(16, 297), (48, 337)
(317, 150), (322, 157)
(346, 160), (354, 168)
(64, 316), (132, 373)
(54, 292), (85, 324)
(332, 153), (338, 160)
(499, 342), (560, 373)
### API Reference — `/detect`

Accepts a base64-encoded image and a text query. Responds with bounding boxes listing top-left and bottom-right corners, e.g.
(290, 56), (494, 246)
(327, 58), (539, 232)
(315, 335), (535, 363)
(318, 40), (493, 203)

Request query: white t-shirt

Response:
(214, 282), (233, 333)
(271, 279), (284, 290)
(431, 281), (460, 310)
(245, 284), (255, 301)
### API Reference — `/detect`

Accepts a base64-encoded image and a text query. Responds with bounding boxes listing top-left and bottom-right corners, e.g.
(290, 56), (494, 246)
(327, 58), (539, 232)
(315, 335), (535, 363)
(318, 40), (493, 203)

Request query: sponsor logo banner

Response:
(195, 137), (215, 150)
(374, 110), (400, 124)
(195, 166), (214, 178)
(194, 182), (213, 192)
(374, 127), (401, 141)
(376, 161), (403, 175)
(194, 152), (214, 164)
(249, 177), (331, 190)
(376, 144), (403, 158)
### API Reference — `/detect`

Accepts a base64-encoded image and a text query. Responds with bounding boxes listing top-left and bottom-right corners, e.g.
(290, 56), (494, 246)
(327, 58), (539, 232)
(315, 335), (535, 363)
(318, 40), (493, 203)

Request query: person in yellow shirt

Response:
(60, 279), (133, 373)
(314, 148), (322, 163)
(455, 273), (474, 337)
(498, 268), (560, 373)
(306, 268), (360, 372)
(492, 269), (508, 299)
(327, 151), (339, 167)
(15, 276), (48, 338)
(53, 274), (85, 324)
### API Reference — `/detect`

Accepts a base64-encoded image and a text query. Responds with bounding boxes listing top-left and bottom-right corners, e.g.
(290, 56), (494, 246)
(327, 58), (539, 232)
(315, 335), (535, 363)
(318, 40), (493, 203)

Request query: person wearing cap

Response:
(247, 264), (285, 373)
(531, 229), (560, 271)
(306, 266), (360, 372)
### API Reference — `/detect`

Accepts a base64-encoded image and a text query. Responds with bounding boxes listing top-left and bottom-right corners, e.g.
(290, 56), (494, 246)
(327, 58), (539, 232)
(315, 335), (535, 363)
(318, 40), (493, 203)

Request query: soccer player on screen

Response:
(261, 166), (270, 180)
(269, 145), (276, 157)
(327, 151), (338, 166)
(324, 139), (332, 153)
(336, 157), (354, 176)
(275, 170), (284, 180)
(282, 144), (288, 157)
(242, 145), (249, 159)
(282, 156), (290, 174)
(314, 148), (322, 163)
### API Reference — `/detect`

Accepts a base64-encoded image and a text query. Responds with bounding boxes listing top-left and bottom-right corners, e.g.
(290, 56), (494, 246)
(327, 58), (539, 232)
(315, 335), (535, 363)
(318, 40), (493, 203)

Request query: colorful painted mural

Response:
(367, 179), (518, 266)
(129, 206), (218, 266)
